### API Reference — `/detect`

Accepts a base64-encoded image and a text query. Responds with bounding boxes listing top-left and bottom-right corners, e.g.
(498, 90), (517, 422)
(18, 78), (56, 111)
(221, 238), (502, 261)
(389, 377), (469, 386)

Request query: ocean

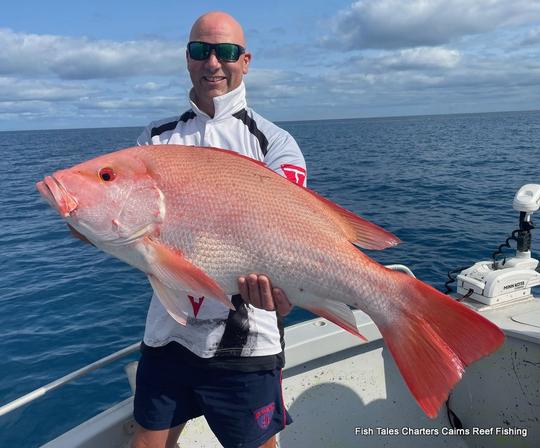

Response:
(1, 110), (539, 447)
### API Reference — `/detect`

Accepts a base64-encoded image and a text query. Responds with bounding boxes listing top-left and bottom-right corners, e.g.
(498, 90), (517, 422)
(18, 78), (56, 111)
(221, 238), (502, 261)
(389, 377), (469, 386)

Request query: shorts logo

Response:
(187, 295), (205, 318)
(254, 402), (275, 430)
(280, 164), (306, 186)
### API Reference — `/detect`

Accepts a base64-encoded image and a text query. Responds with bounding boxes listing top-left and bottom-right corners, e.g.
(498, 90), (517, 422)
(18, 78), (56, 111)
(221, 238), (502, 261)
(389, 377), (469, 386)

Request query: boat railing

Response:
(384, 264), (416, 277)
(0, 342), (140, 418)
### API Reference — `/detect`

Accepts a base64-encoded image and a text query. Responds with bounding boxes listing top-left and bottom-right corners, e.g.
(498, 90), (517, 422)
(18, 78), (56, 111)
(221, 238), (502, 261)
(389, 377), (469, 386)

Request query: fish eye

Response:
(99, 167), (116, 182)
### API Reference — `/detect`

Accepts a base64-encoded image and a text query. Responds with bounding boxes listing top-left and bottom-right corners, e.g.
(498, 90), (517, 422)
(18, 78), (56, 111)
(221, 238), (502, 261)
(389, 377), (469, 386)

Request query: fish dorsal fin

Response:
(306, 189), (401, 250)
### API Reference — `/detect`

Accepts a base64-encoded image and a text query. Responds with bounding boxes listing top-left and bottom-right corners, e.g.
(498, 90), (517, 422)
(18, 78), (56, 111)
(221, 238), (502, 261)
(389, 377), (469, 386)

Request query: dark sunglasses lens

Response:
(188, 42), (243, 61)
(215, 44), (240, 61)
(188, 42), (209, 60)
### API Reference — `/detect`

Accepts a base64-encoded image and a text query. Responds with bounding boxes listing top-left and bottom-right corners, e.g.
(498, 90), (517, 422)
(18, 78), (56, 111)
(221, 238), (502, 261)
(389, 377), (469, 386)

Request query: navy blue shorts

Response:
(133, 343), (293, 447)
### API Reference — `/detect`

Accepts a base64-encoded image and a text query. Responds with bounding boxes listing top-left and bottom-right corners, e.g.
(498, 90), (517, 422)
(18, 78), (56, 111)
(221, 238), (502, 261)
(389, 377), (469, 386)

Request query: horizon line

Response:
(1, 108), (539, 133)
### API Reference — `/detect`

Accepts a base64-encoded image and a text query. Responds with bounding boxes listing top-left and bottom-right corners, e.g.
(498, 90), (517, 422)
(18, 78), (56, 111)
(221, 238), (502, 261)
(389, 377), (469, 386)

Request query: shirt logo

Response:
(254, 402), (275, 430)
(280, 164), (306, 186)
(187, 295), (205, 318)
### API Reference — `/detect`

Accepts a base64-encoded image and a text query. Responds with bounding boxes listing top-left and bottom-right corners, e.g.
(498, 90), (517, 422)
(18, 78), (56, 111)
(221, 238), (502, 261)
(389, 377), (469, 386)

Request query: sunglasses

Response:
(187, 41), (246, 62)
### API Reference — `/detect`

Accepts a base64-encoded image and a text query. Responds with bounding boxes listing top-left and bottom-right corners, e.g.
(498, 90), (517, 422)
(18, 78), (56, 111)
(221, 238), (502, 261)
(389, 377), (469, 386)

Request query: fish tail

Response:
(374, 272), (504, 418)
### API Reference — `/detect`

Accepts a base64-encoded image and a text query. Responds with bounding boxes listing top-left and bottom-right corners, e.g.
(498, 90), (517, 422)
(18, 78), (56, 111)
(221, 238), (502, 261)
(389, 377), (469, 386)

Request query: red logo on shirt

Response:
(187, 295), (205, 318)
(280, 164), (306, 186)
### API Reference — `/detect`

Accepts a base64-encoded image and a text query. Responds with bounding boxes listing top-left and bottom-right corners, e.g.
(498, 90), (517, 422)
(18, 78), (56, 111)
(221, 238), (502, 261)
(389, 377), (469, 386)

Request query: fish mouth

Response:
(36, 175), (78, 218)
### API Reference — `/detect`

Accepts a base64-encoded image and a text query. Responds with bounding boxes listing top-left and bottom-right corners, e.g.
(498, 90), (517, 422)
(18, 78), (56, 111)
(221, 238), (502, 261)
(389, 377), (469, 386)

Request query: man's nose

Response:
(205, 50), (221, 68)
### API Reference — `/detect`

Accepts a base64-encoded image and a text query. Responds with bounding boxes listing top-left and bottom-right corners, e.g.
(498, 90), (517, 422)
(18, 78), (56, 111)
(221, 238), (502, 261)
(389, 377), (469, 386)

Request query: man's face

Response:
(187, 20), (251, 110)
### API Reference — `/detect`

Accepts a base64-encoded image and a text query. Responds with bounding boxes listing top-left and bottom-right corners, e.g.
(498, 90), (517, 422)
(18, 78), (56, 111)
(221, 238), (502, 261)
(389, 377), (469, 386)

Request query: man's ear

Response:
(243, 52), (252, 75)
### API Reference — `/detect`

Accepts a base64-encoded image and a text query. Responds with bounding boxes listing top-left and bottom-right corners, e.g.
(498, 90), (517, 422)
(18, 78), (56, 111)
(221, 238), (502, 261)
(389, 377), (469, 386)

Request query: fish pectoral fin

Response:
(148, 275), (189, 325)
(303, 300), (367, 341)
(145, 237), (234, 310)
(306, 189), (401, 250)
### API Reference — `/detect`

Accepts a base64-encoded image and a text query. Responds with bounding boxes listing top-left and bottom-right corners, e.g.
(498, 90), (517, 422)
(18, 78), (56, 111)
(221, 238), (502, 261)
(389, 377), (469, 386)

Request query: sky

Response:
(1, 0), (540, 131)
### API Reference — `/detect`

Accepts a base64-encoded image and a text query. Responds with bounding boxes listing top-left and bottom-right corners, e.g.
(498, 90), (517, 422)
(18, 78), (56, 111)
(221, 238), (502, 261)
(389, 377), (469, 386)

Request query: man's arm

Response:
(136, 123), (152, 146)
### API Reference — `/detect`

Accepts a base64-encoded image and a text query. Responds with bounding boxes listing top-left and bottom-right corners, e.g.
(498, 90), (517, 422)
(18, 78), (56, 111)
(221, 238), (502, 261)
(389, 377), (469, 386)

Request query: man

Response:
(132, 11), (306, 448)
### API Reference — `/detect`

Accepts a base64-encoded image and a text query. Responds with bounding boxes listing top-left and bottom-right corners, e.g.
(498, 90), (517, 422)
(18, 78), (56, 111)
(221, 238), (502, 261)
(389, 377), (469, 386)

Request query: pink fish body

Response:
(37, 144), (504, 418)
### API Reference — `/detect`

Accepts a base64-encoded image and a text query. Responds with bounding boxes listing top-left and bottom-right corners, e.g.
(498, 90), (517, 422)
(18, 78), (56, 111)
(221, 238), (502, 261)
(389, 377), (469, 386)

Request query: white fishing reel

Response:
(457, 184), (540, 305)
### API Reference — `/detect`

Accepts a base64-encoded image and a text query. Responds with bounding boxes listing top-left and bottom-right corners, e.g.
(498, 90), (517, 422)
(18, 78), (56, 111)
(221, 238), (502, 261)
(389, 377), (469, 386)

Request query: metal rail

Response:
(385, 264), (416, 277)
(0, 342), (140, 418)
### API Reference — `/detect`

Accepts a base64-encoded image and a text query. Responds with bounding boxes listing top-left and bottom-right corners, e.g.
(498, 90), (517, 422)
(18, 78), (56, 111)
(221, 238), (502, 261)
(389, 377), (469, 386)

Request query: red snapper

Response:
(36, 144), (504, 418)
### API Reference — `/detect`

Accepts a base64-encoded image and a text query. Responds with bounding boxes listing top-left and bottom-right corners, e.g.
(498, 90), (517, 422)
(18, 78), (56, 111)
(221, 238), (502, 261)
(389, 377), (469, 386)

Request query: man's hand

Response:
(238, 274), (293, 316)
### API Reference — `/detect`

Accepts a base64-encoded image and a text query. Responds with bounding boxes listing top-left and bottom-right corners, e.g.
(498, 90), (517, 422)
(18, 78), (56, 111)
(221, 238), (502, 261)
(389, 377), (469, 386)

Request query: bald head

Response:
(186, 11), (251, 117)
(190, 11), (246, 46)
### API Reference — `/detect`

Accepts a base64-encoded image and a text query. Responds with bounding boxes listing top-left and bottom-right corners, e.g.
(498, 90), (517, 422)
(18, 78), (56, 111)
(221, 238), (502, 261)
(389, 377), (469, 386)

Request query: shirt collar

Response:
(189, 82), (247, 120)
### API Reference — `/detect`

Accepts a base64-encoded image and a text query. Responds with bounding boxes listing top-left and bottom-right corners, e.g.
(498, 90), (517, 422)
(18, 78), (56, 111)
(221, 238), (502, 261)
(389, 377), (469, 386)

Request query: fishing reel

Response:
(456, 184), (540, 305)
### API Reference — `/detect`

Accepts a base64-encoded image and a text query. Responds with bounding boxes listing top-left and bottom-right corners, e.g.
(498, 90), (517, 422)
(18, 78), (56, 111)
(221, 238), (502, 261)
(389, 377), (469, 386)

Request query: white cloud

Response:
(77, 95), (183, 112)
(378, 47), (461, 71)
(0, 28), (189, 128)
(133, 82), (166, 93)
(0, 100), (52, 114)
(322, 49), (540, 106)
(0, 28), (185, 79)
(522, 27), (540, 45)
(0, 77), (92, 102)
(324, 0), (540, 50)
(246, 69), (305, 98)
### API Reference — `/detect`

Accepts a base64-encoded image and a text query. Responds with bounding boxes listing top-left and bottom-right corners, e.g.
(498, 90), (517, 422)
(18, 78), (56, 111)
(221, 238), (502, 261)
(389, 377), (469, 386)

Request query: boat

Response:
(1, 185), (539, 447)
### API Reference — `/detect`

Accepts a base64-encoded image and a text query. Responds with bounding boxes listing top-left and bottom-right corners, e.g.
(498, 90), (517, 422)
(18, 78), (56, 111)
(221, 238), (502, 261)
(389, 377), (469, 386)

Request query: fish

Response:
(36, 144), (504, 418)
